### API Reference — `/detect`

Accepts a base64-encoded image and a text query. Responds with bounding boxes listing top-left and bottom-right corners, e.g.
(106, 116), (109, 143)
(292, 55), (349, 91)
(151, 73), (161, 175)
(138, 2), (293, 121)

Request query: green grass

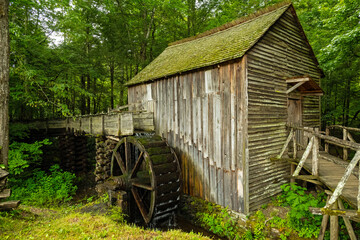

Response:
(0, 204), (210, 240)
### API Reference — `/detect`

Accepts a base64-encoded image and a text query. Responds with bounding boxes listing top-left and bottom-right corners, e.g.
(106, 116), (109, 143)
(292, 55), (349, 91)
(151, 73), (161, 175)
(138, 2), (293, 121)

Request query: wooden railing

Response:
(27, 111), (155, 137)
(326, 125), (360, 160)
(277, 125), (360, 211)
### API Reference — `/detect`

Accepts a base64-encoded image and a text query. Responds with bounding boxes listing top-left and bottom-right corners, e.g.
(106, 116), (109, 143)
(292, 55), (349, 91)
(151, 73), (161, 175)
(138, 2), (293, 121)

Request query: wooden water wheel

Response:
(107, 135), (181, 226)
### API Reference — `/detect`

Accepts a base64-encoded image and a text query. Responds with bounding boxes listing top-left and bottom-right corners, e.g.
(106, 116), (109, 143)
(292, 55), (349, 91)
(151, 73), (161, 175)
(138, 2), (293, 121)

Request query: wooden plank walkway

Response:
(297, 151), (358, 208)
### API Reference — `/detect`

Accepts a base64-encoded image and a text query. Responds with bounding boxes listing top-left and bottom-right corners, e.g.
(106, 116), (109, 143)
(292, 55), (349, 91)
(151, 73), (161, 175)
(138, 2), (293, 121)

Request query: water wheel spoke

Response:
(132, 180), (153, 191)
(131, 188), (150, 223)
(130, 151), (144, 178)
(114, 152), (126, 175)
(124, 140), (131, 173)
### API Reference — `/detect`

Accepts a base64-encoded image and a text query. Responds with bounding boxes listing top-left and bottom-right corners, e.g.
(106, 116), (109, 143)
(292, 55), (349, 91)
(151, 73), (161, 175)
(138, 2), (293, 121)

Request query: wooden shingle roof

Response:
(127, 3), (291, 86)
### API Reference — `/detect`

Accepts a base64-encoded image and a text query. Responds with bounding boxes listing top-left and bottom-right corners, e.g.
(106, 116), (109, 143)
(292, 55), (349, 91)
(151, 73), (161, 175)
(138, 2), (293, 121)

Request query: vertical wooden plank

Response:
(156, 82), (160, 135)
(230, 63), (237, 171)
(237, 169), (244, 212)
(198, 71), (203, 151)
(240, 55), (249, 215)
(224, 170), (232, 208)
(210, 164), (216, 202)
(202, 93), (209, 159)
(179, 76), (184, 139)
(208, 95), (214, 166)
(199, 149), (204, 198)
(231, 171), (238, 211)
(194, 146), (200, 197)
(236, 62), (242, 171)
(189, 144), (194, 196)
(174, 77), (178, 135)
(213, 94), (221, 167)
(217, 166), (224, 206)
(192, 73), (198, 146)
(222, 64), (231, 171)
(204, 156), (210, 201)
(163, 79), (168, 135)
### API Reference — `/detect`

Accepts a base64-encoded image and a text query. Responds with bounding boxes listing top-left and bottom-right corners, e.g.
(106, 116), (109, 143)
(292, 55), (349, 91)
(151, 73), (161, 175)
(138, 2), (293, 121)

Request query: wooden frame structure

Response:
(276, 125), (360, 240)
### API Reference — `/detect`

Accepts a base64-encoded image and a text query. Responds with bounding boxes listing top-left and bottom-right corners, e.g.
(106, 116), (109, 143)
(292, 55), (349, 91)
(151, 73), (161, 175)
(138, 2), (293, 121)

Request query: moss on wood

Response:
(127, 3), (291, 86)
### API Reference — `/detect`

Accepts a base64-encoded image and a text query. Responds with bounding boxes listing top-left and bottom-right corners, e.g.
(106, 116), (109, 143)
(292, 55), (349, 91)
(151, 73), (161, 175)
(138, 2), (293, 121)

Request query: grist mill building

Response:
(126, 2), (323, 215)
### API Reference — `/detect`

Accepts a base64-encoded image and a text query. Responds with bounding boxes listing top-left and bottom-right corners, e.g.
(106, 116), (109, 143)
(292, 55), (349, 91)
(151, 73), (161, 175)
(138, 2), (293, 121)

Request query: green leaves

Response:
(277, 183), (325, 238)
(9, 164), (77, 206)
(8, 139), (52, 175)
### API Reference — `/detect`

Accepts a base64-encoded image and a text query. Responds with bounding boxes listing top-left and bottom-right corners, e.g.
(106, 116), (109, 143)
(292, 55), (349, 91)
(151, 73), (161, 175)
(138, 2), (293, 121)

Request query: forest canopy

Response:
(9, 0), (360, 127)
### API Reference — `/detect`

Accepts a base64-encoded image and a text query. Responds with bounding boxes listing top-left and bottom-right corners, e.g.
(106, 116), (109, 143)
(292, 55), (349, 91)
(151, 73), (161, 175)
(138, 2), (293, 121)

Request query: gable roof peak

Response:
(170, 1), (292, 47)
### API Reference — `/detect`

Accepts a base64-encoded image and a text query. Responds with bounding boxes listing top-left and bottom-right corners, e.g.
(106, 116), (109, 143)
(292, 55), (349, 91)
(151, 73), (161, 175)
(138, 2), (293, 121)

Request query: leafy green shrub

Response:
(277, 182), (325, 238)
(10, 164), (77, 206)
(8, 139), (52, 175)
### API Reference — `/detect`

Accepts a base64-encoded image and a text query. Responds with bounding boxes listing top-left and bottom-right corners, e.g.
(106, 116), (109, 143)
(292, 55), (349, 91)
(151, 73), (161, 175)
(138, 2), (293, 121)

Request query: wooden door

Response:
(287, 98), (302, 146)
(287, 98), (302, 127)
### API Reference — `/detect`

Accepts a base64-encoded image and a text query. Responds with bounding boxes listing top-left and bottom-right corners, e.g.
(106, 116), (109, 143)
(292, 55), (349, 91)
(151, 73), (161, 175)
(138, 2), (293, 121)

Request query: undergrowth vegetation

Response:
(7, 123), (78, 206)
(184, 183), (360, 239)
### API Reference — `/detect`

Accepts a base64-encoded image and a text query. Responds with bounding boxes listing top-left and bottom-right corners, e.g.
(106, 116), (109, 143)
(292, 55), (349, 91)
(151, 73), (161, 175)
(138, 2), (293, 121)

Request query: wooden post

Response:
(312, 128), (319, 176)
(343, 128), (348, 160)
(293, 136), (314, 176)
(330, 199), (339, 240)
(325, 127), (329, 153)
(318, 195), (331, 240)
(293, 132), (297, 159)
(338, 198), (357, 240)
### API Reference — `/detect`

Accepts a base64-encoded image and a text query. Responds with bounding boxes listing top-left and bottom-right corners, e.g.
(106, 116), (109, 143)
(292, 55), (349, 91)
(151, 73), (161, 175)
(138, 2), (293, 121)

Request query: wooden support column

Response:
(318, 195), (330, 240)
(325, 127), (329, 153)
(330, 199), (339, 240)
(293, 132), (297, 159)
(290, 132), (297, 183)
(338, 198), (357, 240)
(312, 128), (319, 176)
(343, 128), (348, 160)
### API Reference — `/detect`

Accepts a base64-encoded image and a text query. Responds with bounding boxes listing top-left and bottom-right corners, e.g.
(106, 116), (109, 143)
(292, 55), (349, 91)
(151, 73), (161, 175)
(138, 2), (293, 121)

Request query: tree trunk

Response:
(80, 75), (86, 115)
(110, 62), (114, 109)
(0, 0), (9, 166)
(87, 74), (91, 114)
(93, 77), (97, 113)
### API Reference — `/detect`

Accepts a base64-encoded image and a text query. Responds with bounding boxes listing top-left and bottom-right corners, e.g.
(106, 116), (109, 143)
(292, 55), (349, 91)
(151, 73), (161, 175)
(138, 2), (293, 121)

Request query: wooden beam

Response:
(326, 150), (360, 209)
(276, 128), (294, 159)
(293, 136), (314, 176)
(0, 188), (10, 199)
(286, 76), (310, 83)
(0, 200), (20, 209)
(0, 168), (9, 179)
(309, 208), (360, 222)
(286, 81), (306, 94)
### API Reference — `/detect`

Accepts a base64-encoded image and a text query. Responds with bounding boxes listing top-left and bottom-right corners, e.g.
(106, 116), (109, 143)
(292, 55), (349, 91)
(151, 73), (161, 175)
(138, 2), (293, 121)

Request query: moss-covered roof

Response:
(127, 3), (291, 86)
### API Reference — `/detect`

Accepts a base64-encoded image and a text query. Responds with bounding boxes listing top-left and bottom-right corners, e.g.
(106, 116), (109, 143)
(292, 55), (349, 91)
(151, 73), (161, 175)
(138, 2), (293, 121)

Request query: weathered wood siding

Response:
(128, 58), (248, 213)
(246, 8), (321, 211)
